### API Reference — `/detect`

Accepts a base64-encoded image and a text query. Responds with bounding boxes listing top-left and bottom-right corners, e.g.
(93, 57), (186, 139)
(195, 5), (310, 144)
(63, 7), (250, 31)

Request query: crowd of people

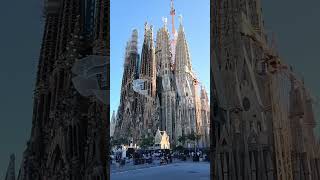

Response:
(111, 148), (209, 168)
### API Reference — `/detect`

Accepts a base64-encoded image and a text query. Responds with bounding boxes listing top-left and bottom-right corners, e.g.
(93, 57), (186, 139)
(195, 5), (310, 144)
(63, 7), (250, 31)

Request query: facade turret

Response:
(155, 20), (177, 143)
(139, 22), (157, 134)
(200, 86), (210, 148)
(174, 17), (196, 136)
(140, 23), (156, 98)
(114, 29), (140, 141)
(110, 110), (117, 137)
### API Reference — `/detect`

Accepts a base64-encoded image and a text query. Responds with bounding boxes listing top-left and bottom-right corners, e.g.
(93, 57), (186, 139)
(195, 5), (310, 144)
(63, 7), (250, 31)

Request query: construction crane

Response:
(170, 0), (176, 36)
(169, 0), (178, 71)
(240, 12), (312, 93)
(169, 0), (200, 86)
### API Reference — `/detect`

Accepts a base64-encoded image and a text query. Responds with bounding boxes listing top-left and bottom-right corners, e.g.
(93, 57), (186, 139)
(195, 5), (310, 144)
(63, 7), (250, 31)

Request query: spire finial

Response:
(162, 17), (168, 27)
(179, 14), (183, 25)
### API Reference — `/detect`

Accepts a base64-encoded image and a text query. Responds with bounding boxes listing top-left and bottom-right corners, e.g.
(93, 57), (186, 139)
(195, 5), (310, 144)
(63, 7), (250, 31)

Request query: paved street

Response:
(111, 162), (210, 180)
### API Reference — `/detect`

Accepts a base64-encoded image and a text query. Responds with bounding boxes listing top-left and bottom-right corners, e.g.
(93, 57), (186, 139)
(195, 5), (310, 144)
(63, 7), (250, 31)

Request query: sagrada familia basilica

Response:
(211, 0), (320, 179)
(5, 0), (109, 179)
(112, 1), (210, 148)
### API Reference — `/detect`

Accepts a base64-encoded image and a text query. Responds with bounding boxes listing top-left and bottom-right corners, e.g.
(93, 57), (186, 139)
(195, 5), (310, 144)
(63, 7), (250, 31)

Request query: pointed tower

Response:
(120, 29), (139, 104)
(114, 29), (140, 141)
(140, 23), (156, 98)
(5, 154), (15, 180)
(110, 110), (117, 137)
(174, 15), (196, 136)
(169, 0), (178, 67)
(156, 18), (177, 143)
(139, 22), (157, 134)
(212, 0), (276, 179)
(200, 86), (210, 148)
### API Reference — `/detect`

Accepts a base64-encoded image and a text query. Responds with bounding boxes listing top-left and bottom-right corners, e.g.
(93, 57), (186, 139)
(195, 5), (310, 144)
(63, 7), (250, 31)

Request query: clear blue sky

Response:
(110, 0), (210, 118)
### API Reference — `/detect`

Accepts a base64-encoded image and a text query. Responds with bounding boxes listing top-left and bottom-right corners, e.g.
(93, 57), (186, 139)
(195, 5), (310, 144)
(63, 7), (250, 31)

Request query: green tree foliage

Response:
(186, 131), (202, 149)
(139, 137), (154, 149)
(178, 135), (187, 146)
(111, 137), (128, 147)
(174, 145), (185, 152)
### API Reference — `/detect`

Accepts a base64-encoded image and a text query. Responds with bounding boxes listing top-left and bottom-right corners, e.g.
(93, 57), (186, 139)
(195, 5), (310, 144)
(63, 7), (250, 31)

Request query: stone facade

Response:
(114, 16), (210, 148)
(174, 21), (197, 138)
(16, 0), (109, 179)
(110, 110), (116, 137)
(211, 0), (320, 179)
(200, 87), (210, 148)
(139, 23), (158, 135)
(289, 73), (320, 180)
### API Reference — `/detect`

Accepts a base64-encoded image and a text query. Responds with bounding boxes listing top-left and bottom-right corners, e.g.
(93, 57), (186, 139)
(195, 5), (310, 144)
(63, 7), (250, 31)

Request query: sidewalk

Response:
(111, 158), (209, 173)
(111, 159), (161, 173)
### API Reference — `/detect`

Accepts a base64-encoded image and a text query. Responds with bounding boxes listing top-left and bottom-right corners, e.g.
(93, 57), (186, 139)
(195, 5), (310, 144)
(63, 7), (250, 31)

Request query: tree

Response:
(195, 133), (202, 149)
(111, 139), (120, 147)
(187, 133), (196, 141)
(139, 137), (154, 149)
(111, 137), (128, 147)
(187, 131), (202, 150)
(178, 135), (187, 146)
(119, 137), (126, 145)
(174, 145), (184, 153)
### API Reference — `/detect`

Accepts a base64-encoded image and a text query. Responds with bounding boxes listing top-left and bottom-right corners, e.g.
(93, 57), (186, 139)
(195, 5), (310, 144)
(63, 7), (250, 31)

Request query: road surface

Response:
(111, 162), (210, 180)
